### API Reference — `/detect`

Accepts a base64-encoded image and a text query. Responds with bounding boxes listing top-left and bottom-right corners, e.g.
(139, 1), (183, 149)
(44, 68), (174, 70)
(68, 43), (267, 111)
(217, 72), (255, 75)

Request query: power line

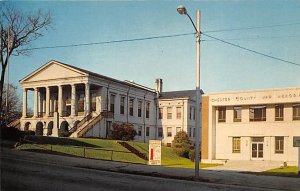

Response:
(201, 32), (300, 66)
(201, 35), (300, 42)
(204, 22), (300, 33)
(18, 32), (195, 51)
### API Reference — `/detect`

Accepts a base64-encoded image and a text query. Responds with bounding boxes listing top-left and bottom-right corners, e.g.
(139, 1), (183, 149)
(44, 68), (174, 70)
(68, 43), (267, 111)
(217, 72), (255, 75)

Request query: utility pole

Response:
(177, 5), (201, 179)
(195, 9), (201, 179)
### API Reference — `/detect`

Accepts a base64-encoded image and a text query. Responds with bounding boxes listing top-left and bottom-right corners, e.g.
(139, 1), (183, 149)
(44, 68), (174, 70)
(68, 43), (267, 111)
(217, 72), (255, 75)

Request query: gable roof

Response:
(20, 60), (156, 93)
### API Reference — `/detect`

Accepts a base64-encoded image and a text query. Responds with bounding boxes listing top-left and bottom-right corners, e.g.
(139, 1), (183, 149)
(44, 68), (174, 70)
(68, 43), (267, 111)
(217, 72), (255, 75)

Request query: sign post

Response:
(148, 140), (161, 165)
(293, 136), (300, 176)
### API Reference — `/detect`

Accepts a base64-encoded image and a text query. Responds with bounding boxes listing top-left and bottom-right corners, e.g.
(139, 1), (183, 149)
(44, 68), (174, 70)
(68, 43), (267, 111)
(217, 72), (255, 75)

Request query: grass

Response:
(128, 141), (220, 168)
(17, 136), (221, 168)
(260, 166), (299, 177)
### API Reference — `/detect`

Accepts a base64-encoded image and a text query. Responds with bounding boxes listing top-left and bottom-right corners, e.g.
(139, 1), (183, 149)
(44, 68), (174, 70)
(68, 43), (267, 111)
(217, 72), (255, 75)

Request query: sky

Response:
(5, 0), (300, 99)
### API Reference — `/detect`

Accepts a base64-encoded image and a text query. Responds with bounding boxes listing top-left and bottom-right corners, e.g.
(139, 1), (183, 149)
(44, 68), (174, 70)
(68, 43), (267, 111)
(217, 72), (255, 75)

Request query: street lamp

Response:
(177, 5), (201, 179)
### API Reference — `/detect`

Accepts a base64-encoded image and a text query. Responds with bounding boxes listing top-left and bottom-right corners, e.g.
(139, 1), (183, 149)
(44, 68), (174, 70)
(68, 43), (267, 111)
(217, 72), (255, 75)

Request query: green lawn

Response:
(261, 166), (299, 177)
(17, 136), (220, 168)
(128, 141), (219, 168)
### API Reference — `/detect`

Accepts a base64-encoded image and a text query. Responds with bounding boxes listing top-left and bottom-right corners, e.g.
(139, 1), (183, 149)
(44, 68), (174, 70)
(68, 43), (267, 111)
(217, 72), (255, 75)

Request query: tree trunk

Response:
(0, 64), (6, 124)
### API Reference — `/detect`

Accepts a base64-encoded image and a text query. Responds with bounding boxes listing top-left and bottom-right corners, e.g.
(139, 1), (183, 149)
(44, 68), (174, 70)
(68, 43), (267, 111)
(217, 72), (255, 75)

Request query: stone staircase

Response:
(117, 141), (148, 161)
(69, 111), (113, 138)
(7, 118), (21, 129)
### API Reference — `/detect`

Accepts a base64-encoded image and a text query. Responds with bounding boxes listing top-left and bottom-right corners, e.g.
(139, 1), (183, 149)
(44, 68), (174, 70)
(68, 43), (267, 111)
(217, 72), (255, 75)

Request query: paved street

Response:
(1, 148), (275, 191)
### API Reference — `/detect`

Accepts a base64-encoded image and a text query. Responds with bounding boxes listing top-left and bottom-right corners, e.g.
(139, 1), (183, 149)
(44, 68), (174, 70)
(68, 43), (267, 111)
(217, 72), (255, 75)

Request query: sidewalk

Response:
(205, 160), (285, 172)
(3, 147), (300, 191)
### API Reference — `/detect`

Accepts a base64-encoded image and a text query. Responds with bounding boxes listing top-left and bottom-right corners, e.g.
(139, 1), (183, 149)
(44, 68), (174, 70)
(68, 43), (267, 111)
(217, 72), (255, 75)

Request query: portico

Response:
(20, 61), (106, 136)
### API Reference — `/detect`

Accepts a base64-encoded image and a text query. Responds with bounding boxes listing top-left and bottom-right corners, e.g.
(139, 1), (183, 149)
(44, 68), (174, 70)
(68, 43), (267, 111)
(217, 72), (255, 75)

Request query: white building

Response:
(201, 87), (300, 165)
(19, 60), (202, 145)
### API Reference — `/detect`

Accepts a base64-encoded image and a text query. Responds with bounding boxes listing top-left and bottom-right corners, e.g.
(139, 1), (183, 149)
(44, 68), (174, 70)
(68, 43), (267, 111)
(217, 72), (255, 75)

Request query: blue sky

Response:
(7, 1), (300, 97)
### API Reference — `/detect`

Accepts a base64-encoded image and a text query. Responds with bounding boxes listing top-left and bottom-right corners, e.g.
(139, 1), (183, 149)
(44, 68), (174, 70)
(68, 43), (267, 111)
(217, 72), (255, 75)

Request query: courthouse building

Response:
(19, 60), (202, 146)
(201, 87), (300, 165)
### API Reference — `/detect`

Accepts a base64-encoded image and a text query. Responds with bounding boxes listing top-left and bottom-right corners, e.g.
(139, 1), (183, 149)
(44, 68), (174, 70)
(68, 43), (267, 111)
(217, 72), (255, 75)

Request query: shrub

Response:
(189, 149), (201, 162)
(109, 123), (137, 141)
(172, 131), (192, 158)
(189, 149), (195, 162)
(58, 131), (69, 137)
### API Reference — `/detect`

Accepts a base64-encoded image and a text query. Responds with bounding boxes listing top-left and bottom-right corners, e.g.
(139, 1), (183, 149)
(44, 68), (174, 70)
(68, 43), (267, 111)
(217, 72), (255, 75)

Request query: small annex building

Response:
(201, 87), (300, 165)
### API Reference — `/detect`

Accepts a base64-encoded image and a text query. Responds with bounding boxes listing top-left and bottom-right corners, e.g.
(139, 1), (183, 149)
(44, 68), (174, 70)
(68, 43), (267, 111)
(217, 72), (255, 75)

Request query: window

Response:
(193, 128), (195, 137)
(120, 96), (125, 115)
(129, 98), (134, 116)
(193, 107), (196, 120)
(232, 137), (241, 153)
(146, 127), (150, 137)
(233, 106), (242, 122)
(91, 93), (96, 111)
(110, 94), (115, 113)
(275, 104), (284, 121)
(249, 106), (266, 121)
(138, 126), (142, 136)
(189, 107), (192, 119)
(138, 100), (142, 117)
(167, 107), (172, 119)
(176, 127), (181, 133)
(158, 128), (163, 137)
(275, 137), (284, 154)
(188, 127), (191, 137)
(77, 93), (84, 112)
(146, 102), (150, 118)
(176, 107), (182, 119)
(159, 108), (163, 119)
(167, 127), (172, 137)
(218, 107), (226, 122)
(293, 104), (300, 120)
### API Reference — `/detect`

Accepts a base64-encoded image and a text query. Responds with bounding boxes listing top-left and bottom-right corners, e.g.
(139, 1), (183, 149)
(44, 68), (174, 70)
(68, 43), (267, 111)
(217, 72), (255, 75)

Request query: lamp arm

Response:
(186, 13), (200, 35)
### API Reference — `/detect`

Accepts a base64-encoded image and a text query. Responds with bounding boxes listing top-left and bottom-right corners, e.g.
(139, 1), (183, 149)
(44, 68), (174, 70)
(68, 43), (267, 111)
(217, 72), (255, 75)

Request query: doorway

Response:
(251, 137), (264, 160)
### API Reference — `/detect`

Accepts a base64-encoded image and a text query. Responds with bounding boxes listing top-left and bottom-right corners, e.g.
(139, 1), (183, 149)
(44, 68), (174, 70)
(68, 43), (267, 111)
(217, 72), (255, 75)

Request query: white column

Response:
(33, 88), (38, 118)
(45, 87), (50, 117)
(58, 85), (63, 116)
(71, 84), (76, 116)
(85, 83), (90, 115)
(39, 91), (44, 117)
(298, 147), (300, 176)
(22, 88), (27, 118)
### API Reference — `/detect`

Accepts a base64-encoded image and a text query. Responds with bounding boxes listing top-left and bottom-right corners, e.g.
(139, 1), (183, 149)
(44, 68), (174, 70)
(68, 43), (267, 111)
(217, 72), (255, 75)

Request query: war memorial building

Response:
(201, 87), (300, 165)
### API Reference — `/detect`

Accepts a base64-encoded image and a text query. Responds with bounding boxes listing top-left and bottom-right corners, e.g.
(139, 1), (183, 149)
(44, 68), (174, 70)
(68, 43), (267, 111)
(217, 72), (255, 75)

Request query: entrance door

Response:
(251, 143), (264, 160)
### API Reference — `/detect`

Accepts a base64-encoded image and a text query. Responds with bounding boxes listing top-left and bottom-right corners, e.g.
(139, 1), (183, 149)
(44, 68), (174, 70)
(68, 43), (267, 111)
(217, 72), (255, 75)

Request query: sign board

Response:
(148, 140), (161, 165)
(293, 137), (300, 147)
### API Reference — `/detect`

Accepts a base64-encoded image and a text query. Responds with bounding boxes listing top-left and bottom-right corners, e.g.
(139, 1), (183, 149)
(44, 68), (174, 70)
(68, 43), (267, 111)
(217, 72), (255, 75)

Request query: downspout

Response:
(143, 91), (147, 143)
(126, 86), (131, 123)
(155, 91), (159, 140)
(182, 99), (184, 132)
(105, 83), (110, 138)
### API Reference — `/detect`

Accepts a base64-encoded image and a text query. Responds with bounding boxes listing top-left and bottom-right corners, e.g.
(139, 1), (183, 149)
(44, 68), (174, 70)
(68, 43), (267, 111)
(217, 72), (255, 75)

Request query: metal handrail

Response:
(20, 143), (147, 164)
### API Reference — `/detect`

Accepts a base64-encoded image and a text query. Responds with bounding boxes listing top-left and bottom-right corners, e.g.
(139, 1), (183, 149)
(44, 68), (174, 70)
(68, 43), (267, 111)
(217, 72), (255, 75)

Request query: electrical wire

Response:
(201, 35), (300, 42)
(203, 22), (300, 33)
(18, 32), (195, 51)
(201, 32), (300, 66)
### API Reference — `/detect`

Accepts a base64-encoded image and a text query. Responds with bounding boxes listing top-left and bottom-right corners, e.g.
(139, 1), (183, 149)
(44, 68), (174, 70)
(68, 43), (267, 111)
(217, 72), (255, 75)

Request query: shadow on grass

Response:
(24, 135), (98, 148)
(23, 149), (84, 158)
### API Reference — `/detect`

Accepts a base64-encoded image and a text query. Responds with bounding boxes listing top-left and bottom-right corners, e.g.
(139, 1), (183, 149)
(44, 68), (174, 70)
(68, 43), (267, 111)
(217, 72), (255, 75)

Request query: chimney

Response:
(155, 78), (163, 93)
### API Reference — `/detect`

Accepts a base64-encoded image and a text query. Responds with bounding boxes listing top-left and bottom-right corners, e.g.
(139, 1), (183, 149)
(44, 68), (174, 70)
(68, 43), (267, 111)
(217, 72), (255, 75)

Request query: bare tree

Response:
(0, 5), (51, 123)
(2, 83), (22, 123)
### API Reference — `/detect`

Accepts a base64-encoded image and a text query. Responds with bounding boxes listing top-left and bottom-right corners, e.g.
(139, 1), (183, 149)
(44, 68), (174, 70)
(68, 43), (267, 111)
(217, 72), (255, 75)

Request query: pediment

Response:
(21, 61), (88, 83)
